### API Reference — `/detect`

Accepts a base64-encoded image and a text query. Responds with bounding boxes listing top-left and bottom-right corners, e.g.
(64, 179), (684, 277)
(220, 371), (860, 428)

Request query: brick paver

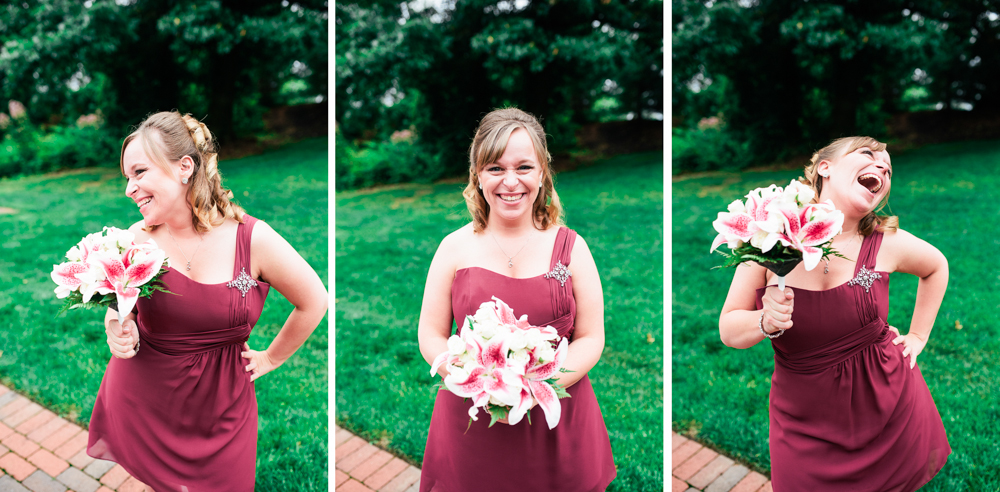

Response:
(335, 426), (420, 492)
(0, 386), (143, 492)
(671, 432), (772, 492)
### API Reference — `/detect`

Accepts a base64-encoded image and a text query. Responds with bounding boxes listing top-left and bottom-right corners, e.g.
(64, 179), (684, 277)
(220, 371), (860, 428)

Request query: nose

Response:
(125, 178), (138, 197)
(502, 173), (518, 187)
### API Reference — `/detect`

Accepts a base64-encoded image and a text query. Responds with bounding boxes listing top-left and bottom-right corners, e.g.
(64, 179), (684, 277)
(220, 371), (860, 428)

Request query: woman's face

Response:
(122, 134), (191, 227)
(480, 128), (543, 225)
(820, 145), (892, 217)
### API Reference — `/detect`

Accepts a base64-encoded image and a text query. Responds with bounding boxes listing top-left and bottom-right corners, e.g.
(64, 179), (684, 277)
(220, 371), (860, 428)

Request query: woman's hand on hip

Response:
(106, 319), (139, 359)
(761, 286), (795, 334)
(890, 325), (926, 369)
(242, 342), (282, 382)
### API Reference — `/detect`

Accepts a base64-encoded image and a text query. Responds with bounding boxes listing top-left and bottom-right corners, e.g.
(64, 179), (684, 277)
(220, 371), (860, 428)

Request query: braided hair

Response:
(120, 111), (245, 232)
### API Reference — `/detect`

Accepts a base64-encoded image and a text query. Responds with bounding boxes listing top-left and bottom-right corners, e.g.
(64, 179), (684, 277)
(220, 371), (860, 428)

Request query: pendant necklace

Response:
(490, 231), (532, 268)
(167, 227), (205, 271)
(825, 230), (859, 274)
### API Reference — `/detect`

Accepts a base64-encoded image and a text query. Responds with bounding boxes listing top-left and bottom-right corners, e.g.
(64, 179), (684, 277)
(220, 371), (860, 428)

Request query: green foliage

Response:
(335, 131), (445, 190)
(336, 151), (664, 491)
(0, 107), (118, 178)
(0, 139), (329, 490)
(672, 0), (997, 169)
(671, 125), (749, 173)
(673, 139), (1000, 490)
(336, 1), (663, 183)
(0, 0), (327, 143)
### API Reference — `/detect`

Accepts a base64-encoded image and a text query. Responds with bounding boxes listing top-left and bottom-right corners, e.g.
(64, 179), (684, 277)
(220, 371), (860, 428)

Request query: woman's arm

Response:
(554, 235), (604, 389)
(885, 229), (948, 368)
(242, 221), (328, 381)
(418, 234), (460, 377)
(719, 263), (794, 349)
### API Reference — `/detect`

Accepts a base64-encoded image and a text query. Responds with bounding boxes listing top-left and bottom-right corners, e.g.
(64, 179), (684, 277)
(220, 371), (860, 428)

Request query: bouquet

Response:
(430, 297), (571, 429)
(51, 227), (170, 324)
(709, 179), (845, 289)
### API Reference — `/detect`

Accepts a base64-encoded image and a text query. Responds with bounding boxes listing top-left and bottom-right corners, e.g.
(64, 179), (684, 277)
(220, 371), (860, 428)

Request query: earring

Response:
(819, 172), (829, 178)
(478, 181), (482, 190)
(182, 177), (189, 184)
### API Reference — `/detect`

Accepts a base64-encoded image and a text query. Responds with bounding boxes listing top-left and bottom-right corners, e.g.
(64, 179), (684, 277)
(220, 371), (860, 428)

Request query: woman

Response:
(719, 136), (951, 490)
(90, 111), (328, 491)
(417, 108), (616, 492)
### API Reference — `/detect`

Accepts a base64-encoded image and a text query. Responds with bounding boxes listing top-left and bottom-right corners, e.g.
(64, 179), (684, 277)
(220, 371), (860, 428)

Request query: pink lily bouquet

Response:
(709, 179), (845, 289)
(430, 297), (571, 430)
(51, 227), (170, 324)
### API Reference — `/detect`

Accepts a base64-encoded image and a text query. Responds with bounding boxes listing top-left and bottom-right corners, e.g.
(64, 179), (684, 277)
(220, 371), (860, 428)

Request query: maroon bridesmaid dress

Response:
(420, 227), (617, 492)
(88, 216), (270, 492)
(755, 232), (950, 491)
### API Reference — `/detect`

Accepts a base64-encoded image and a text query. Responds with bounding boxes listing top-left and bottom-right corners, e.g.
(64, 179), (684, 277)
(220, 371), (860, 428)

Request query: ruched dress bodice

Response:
(755, 232), (950, 491)
(420, 227), (616, 492)
(88, 216), (270, 492)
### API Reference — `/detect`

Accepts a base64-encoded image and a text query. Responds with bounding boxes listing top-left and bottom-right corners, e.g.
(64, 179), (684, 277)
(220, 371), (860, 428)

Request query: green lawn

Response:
(672, 139), (1000, 490)
(0, 138), (329, 490)
(336, 152), (664, 491)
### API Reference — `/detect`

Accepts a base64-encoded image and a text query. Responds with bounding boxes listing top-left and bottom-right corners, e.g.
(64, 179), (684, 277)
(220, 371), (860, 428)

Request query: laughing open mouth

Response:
(857, 173), (883, 194)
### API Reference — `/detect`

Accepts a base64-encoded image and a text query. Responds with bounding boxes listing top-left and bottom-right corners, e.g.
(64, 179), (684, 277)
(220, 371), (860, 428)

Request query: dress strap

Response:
(233, 215), (258, 278)
(852, 231), (885, 325)
(549, 227), (577, 270)
(854, 231), (883, 274)
(544, 227), (577, 338)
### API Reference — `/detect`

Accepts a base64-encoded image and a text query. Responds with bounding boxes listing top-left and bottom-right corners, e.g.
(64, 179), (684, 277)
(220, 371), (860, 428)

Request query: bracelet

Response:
(759, 311), (785, 339)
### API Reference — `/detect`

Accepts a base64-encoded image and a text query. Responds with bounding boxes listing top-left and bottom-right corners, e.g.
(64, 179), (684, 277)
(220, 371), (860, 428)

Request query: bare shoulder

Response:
(128, 220), (151, 242)
(437, 223), (475, 259)
(879, 227), (945, 275)
(569, 229), (595, 261)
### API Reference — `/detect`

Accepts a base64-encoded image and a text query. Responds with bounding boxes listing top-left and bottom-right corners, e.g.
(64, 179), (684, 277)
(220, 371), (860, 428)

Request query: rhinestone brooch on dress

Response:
(847, 265), (881, 293)
(227, 267), (258, 297)
(543, 261), (572, 287)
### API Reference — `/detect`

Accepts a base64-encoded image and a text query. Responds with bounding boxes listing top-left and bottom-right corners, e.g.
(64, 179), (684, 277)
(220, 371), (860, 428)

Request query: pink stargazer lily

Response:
(87, 241), (166, 322)
(51, 262), (91, 299)
(710, 185), (784, 253)
(444, 333), (523, 419)
(771, 200), (844, 271)
(507, 337), (569, 428)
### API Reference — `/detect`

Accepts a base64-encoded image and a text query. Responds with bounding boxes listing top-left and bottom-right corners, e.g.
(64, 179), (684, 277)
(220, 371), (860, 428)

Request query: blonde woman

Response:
(417, 108), (616, 491)
(719, 137), (950, 490)
(88, 112), (327, 491)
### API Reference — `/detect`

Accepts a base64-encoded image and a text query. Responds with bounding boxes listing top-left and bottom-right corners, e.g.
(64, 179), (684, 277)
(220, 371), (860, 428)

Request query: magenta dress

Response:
(88, 216), (270, 492)
(755, 232), (950, 491)
(420, 227), (616, 492)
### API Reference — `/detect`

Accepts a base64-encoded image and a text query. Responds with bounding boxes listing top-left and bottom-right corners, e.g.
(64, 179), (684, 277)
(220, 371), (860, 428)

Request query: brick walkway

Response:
(672, 432), (772, 492)
(334, 425), (420, 492)
(0, 385), (146, 492)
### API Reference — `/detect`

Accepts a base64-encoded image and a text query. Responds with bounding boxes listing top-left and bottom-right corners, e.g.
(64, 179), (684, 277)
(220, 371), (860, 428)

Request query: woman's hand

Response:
(761, 286), (795, 335)
(106, 318), (139, 359)
(241, 342), (282, 382)
(889, 325), (927, 369)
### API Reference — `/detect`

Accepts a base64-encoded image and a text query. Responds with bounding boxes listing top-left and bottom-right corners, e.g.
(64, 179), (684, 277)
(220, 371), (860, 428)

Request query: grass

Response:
(0, 138), (329, 490)
(336, 151), (664, 491)
(672, 139), (1000, 490)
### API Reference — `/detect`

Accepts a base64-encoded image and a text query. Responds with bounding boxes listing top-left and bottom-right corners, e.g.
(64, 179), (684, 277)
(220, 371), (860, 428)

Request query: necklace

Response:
(825, 230), (859, 274)
(166, 227), (205, 271)
(489, 231), (532, 268)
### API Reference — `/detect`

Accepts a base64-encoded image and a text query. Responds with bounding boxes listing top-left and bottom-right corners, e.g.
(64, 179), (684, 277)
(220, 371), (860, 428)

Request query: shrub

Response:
(335, 130), (446, 190)
(672, 126), (750, 174)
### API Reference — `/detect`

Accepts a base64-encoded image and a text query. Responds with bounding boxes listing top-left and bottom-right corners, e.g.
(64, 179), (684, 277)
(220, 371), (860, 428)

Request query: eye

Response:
(861, 149), (874, 157)
(518, 164), (534, 172)
(486, 165), (502, 173)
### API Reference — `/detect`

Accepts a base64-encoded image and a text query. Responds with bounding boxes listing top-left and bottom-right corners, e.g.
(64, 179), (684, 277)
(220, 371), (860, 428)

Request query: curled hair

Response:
(463, 107), (564, 232)
(120, 111), (245, 232)
(802, 136), (898, 236)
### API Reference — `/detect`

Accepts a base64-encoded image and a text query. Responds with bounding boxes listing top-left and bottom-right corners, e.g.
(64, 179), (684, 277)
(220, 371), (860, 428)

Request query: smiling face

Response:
(122, 132), (193, 227)
(479, 128), (543, 226)
(818, 144), (892, 218)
